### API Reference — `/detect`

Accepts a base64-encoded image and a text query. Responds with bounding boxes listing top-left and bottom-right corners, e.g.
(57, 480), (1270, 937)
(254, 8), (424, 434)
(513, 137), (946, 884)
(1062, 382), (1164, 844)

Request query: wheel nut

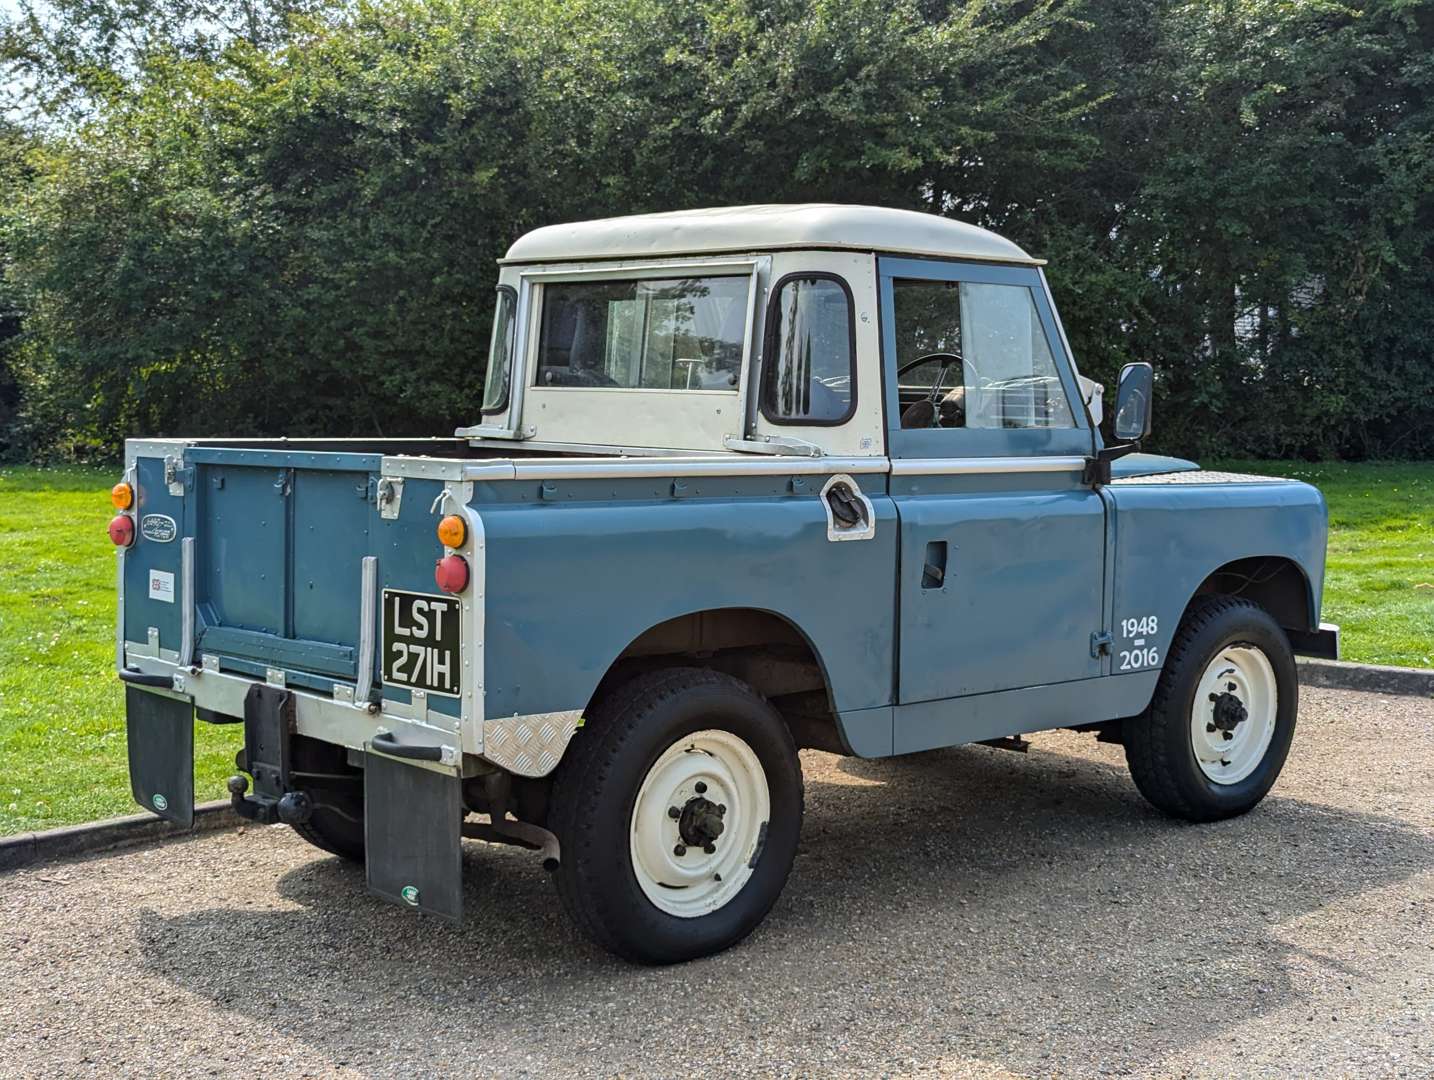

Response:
(717, 804), (726, 816)
(694, 781), (707, 794)
(1206, 723), (1217, 733)
(674, 844), (686, 857)
(667, 806), (681, 819)
(703, 843), (716, 855)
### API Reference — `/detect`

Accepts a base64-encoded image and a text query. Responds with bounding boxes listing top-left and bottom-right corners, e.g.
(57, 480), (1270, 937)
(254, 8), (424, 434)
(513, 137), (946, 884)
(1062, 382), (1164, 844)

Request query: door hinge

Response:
(1091, 630), (1113, 658)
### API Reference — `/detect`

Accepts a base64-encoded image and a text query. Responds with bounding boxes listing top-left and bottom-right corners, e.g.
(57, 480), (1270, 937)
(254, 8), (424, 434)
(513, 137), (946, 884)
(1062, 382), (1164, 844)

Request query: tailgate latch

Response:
(376, 477), (404, 519)
(163, 455), (193, 495)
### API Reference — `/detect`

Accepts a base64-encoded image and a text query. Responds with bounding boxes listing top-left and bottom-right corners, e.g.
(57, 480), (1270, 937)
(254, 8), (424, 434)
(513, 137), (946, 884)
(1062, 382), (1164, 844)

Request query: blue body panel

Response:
(1106, 477), (1328, 665)
(892, 472), (1105, 702)
(478, 476), (899, 751)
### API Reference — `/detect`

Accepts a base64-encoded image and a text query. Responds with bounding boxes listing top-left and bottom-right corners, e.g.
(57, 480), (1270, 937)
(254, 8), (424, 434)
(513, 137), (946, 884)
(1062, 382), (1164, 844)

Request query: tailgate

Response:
(121, 447), (447, 698)
(193, 449), (377, 685)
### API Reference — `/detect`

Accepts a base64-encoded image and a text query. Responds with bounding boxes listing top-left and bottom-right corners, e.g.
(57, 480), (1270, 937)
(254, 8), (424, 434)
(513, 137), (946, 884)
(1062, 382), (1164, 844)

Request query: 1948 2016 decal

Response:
(382, 589), (461, 696)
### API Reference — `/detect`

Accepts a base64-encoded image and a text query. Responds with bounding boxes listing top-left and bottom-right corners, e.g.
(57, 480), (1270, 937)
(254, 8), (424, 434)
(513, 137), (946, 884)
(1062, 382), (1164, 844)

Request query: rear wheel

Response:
(1124, 596), (1298, 822)
(549, 668), (803, 964)
(287, 735), (365, 862)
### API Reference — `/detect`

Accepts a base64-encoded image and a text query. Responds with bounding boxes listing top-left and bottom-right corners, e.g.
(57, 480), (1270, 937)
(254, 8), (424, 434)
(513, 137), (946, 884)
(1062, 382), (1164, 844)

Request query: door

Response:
(879, 257), (1107, 704)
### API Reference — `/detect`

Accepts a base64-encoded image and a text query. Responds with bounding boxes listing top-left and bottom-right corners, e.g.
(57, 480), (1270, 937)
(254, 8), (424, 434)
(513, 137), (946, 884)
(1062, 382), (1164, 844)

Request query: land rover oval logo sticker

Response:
(400, 885), (421, 906)
(140, 514), (177, 543)
(152, 793), (169, 812)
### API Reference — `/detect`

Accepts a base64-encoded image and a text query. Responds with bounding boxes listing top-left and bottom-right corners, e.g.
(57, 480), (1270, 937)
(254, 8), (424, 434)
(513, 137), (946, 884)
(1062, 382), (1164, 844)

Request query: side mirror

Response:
(1112, 362), (1153, 442)
(1084, 362), (1154, 486)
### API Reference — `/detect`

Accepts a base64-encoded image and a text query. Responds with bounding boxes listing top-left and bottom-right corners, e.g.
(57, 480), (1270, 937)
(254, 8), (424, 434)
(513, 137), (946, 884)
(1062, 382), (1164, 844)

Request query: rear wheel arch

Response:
(584, 607), (851, 754)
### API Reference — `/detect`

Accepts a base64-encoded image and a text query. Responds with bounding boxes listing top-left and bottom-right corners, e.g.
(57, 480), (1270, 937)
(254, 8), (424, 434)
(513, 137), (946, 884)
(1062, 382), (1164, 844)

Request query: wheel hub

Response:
(1207, 688), (1249, 739)
(677, 796), (726, 850)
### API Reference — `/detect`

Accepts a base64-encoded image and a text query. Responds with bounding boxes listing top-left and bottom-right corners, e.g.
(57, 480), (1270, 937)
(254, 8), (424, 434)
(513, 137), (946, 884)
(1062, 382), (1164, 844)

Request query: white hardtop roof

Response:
(502, 204), (1042, 266)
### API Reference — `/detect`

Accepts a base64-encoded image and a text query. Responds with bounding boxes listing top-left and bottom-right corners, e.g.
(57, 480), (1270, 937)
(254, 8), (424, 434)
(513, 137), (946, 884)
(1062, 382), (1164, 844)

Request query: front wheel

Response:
(1124, 596), (1298, 822)
(549, 668), (803, 964)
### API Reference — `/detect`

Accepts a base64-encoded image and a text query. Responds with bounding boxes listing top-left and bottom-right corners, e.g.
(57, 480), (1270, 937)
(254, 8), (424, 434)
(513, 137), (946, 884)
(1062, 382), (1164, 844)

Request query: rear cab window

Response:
(537, 276), (748, 391)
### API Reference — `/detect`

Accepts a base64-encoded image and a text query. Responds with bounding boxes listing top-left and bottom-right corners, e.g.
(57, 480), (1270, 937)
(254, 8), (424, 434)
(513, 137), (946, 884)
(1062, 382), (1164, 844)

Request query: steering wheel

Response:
(898, 351), (969, 428)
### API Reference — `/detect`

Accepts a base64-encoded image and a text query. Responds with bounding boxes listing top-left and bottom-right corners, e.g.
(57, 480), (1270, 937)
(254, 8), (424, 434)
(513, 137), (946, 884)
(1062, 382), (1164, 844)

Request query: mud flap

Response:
(125, 685), (195, 827)
(364, 751), (464, 924)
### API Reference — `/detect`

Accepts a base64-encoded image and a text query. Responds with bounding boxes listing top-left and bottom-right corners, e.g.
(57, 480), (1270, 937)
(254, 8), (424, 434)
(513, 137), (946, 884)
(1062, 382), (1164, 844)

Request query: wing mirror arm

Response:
(1083, 439), (1141, 487)
(1085, 362), (1154, 488)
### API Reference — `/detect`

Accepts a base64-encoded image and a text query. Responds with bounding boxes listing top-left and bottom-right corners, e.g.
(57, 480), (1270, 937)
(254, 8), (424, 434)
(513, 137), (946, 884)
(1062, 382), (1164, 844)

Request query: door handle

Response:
(922, 541), (948, 589)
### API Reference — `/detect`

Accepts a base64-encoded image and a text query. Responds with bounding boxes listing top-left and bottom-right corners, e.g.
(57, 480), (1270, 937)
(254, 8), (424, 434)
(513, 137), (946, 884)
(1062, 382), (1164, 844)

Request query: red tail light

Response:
(108, 515), (135, 547)
(435, 554), (469, 594)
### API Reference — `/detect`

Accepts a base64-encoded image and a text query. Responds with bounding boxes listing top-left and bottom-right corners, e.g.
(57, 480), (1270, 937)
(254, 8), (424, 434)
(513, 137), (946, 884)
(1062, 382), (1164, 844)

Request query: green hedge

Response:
(1, 0), (1431, 460)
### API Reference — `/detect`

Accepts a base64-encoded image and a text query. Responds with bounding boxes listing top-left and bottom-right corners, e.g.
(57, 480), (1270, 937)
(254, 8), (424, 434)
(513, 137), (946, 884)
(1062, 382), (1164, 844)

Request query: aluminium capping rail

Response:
(457, 455), (1089, 482)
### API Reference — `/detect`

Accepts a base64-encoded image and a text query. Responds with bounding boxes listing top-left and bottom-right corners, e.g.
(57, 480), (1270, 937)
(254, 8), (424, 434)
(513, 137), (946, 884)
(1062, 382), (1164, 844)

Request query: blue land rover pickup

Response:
(111, 205), (1337, 963)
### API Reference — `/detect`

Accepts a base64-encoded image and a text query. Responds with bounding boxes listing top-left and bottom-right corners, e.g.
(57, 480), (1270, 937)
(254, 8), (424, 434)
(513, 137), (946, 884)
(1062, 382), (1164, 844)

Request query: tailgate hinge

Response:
(1090, 630), (1113, 658)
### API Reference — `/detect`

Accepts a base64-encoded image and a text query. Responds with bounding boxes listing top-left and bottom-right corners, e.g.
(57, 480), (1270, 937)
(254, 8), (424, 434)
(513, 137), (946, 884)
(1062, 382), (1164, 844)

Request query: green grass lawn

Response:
(0, 467), (241, 836)
(1214, 460), (1433, 669)
(1, 460), (1429, 836)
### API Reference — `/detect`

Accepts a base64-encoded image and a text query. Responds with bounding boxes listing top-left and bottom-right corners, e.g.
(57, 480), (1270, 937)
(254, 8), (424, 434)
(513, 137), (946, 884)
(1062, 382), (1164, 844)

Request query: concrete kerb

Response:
(0, 799), (240, 873)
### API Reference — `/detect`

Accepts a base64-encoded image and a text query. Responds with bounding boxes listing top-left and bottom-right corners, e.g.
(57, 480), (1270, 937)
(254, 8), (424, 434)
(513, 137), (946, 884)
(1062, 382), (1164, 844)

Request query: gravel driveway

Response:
(2, 685), (1431, 1079)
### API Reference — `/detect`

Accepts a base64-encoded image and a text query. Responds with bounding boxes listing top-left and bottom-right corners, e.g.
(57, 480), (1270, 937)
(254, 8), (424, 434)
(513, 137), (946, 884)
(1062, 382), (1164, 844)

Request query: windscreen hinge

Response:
(455, 423), (534, 442)
(723, 433), (823, 457)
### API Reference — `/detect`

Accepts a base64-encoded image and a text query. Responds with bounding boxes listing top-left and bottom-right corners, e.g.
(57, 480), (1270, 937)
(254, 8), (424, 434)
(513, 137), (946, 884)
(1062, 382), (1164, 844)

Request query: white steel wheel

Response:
(1190, 644), (1278, 785)
(630, 728), (771, 918)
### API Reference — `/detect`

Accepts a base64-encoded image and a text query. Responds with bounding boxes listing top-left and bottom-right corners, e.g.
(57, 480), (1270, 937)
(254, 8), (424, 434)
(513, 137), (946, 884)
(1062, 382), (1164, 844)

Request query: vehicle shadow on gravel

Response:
(134, 741), (1434, 1077)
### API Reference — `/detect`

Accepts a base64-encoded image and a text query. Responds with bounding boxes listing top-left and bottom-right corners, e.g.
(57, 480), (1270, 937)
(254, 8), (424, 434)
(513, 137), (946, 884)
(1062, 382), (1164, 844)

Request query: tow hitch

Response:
(226, 683), (301, 824)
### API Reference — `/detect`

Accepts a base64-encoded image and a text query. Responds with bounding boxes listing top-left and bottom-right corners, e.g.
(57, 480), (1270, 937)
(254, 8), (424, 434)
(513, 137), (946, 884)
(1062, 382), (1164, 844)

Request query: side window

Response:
(761, 275), (856, 425)
(480, 286), (517, 414)
(894, 279), (1074, 430)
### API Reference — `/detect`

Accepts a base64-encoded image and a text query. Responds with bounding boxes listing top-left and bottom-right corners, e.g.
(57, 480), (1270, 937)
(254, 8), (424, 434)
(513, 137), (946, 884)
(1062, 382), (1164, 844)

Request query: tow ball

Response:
(227, 774), (314, 825)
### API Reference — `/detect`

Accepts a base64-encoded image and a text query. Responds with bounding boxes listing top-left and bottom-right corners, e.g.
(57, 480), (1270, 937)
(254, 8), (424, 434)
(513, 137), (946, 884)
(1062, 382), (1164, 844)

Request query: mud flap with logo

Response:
(125, 685), (195, 827)
(364, 750), (463, 924)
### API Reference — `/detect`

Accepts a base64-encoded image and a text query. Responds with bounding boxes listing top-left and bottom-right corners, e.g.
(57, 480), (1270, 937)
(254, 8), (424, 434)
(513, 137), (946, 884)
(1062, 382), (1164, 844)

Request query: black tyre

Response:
(287, 735), (366, 862)
(549, 668), (803, 964)
(1125, 595), (1298, 822)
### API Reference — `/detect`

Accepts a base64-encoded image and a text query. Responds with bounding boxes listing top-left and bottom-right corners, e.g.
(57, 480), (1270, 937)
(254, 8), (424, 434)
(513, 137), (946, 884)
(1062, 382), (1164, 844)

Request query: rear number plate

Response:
(382, 589), (461, 697)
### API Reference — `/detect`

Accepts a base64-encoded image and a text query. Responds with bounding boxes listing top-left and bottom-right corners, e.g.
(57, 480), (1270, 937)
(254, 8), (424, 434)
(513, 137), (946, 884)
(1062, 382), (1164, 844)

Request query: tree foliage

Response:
(1, 0), (1431, 460)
